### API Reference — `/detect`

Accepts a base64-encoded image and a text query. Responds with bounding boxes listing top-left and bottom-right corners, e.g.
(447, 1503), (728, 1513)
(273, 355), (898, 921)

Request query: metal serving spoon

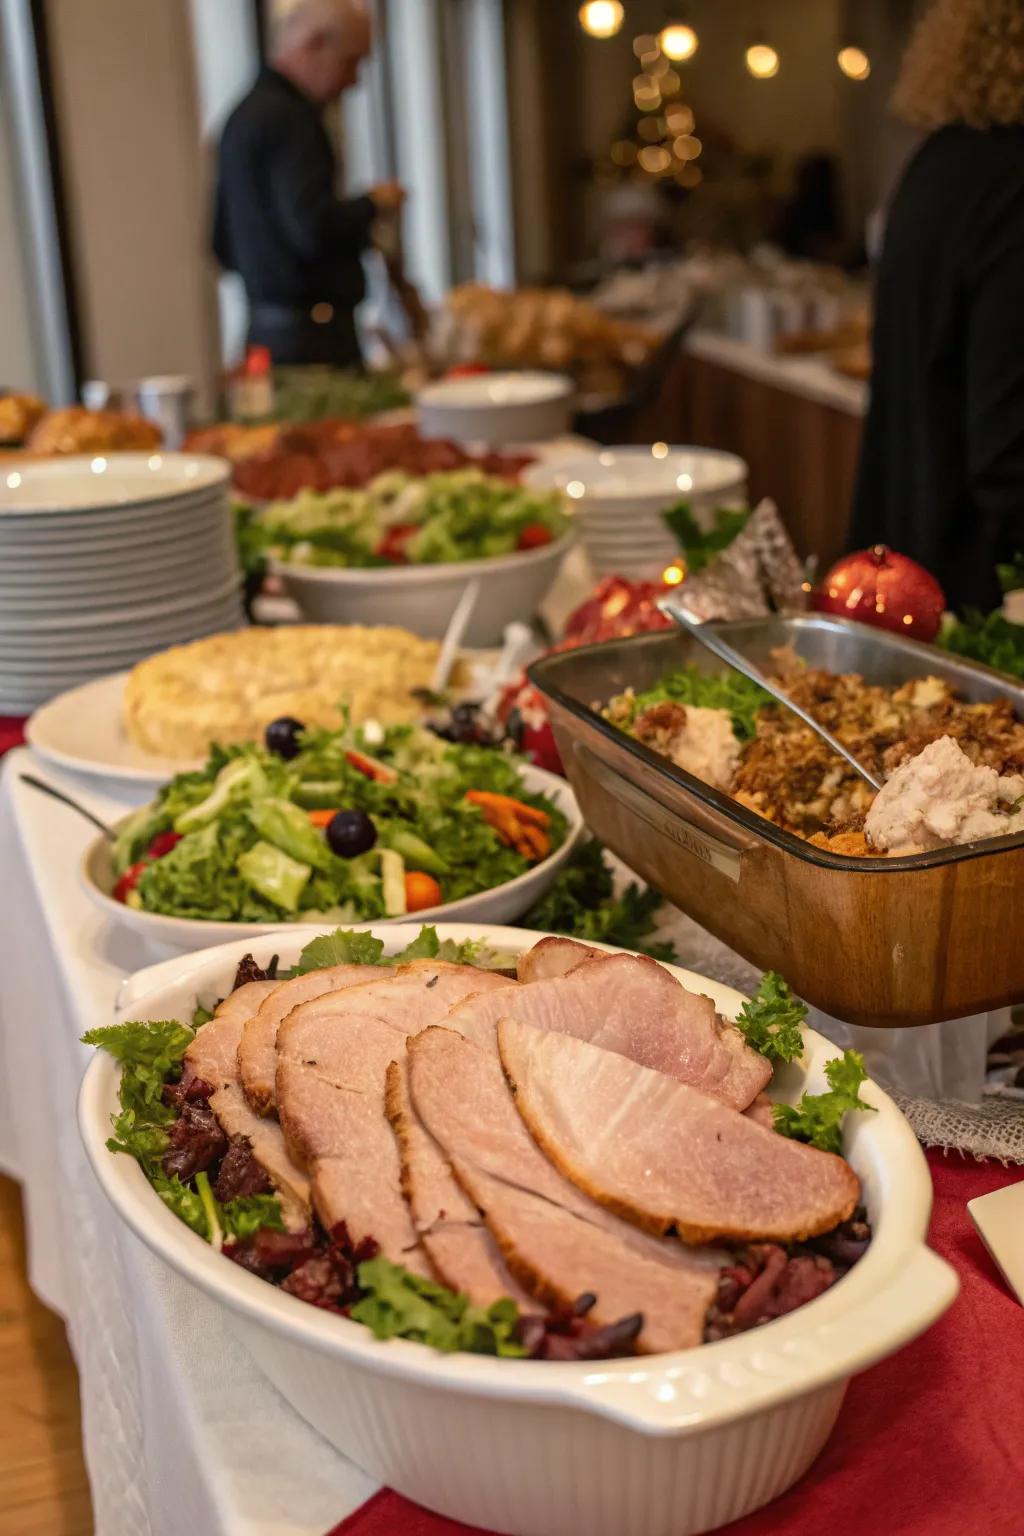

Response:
(19, 773), (117, 840)
(657, 593), (884, 792)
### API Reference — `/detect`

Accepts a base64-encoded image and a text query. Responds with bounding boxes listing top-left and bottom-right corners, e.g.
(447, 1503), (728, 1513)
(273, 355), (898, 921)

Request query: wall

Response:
(44, 0), (219, 408)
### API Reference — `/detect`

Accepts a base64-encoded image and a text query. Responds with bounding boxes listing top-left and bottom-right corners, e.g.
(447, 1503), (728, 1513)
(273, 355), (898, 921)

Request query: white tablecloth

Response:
(0, 749), (377, 1536)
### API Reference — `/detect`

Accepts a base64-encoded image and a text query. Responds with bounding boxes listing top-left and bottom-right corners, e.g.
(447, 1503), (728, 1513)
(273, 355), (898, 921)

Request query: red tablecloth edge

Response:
(0, 718), (26, 759)
(326, 1149), (1024, 1536)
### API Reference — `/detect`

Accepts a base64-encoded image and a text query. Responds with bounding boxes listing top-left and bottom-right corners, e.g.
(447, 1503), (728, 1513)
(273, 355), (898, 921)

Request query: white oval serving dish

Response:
(416, 371), (575, 446)
(79, 924), (957, 1536)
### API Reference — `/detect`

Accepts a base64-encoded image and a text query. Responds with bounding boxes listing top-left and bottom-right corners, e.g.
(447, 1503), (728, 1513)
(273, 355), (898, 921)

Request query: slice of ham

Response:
(497, 1017), (860, 1245)
(183, 982), (310, 1230)
(515, 936), (603, 984)
(238, 963), (394, 1116)
(385, 1060), (533, 1308)
(407, 1026), (721, 1353)
(276, 964), (513, 1271)
(446, 953), (771, 1111)
(745, 1093), (776, 1131)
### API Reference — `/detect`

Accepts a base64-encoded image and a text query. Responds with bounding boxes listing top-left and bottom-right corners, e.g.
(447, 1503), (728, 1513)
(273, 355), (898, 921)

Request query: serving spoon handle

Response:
(657, 595), (884, 793)
(19, 773), (117, 841)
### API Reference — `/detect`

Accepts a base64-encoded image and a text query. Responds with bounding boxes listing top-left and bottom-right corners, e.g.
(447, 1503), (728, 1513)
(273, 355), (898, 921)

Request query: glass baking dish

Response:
(529, 614), (1024, 1027)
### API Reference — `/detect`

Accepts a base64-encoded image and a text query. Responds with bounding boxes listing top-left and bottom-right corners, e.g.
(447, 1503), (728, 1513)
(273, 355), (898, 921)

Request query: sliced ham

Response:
(745, 1092), (776, 1131)
(275, 964), (513, 1272)
(385, 1060), (533, 1308)
(446, 953), (771, 1111)
(497, 1017), (860, 1245)
(515, 936), (604, 984)
(238, 963), (394, 1116)
(183, 982), (310, 1230)
(406, 1026), (721, 1353)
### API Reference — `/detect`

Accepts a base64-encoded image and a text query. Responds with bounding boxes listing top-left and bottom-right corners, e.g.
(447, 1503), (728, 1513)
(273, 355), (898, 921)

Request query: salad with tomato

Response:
(110, 717), (568, 925)
(256, 468), (569, 569)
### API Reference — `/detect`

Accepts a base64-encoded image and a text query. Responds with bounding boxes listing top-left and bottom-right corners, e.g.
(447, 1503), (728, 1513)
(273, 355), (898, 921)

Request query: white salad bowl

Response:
(272, 530), (575, 648)
(416, 371), (575, 445)
(79, 924), (957, 1536)
(79, 765), (584, 953)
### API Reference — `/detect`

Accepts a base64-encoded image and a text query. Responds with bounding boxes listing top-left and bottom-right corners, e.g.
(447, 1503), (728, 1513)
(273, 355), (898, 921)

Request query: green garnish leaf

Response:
(773, 1049), (875, 1154)
(662, 502), (751, 573)
(290, 928), (388, 974)
(192, 1003), (214, 1029)
(520, 838), (676, 961)
(351, 1256), (527, 1356)
(734, 972), (806, 1063)
(608, 663), (769, 742)
(220, 1194), (287, 1241)
(391, 926), (488, 966)
(82, 1020), (194, 1111)
(939, 609), (1024, 680)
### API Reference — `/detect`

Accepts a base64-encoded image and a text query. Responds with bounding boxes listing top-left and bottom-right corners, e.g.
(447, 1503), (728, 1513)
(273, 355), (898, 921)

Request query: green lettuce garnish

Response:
(519, 838), (676, 961)
(610, 663), (769, 742)
(289, 924), (489, 977)
(734, 972), (806, 1063)
(773, 1049), (875, 1154)
(350, 1256), (526, 1356)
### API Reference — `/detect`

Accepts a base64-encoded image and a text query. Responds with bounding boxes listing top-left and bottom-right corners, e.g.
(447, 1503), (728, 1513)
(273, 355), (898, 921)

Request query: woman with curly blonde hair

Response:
(850, 0), (1024, 609)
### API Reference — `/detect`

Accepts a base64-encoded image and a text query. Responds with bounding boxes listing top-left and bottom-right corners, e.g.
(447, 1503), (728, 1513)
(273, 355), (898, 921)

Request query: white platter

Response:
(27, 672), (205, 782)
(417, 371), (575, 446)
(78, 923), (958, 1536)
(80, 765), (583, 950)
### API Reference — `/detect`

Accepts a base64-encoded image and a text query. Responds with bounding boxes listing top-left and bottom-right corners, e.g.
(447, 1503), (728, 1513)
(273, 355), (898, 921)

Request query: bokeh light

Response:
(745, 43), (780, 78)
(632, 33), (658, 57)
(673, 133), (701, 161)
(666, 103), (695, 134)
(578, 1), (624, 39)
(662, 562), (687, 585)
(638, 144), (671, 174)
(659, 24), (698, 61)
(837, 46), (871, 80)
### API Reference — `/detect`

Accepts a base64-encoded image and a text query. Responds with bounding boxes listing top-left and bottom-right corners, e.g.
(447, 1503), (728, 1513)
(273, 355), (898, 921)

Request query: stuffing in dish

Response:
(605, 648), (1024, 856)
(85, 930), (872, 1361)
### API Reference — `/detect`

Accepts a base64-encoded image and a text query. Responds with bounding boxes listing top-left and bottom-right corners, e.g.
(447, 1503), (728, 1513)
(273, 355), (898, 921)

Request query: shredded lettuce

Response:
(773, 1049), (875, 1154)
(734, 972), (806, 1063)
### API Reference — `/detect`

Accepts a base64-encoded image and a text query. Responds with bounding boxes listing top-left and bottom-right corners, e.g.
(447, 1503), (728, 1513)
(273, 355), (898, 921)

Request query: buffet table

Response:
(1, 746), (1022, 1536)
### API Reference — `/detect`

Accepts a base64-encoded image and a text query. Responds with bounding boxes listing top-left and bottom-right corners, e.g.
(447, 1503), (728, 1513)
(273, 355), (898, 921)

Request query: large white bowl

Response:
(522, 446), (748, 578)
(416, 371), (575, 445)
(273, 531), (575, 647)
(79, 924), (957, 1536)
(80, 764), (583, 952)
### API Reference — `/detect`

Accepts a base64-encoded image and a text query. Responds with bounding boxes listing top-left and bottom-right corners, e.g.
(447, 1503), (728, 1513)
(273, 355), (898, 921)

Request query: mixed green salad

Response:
(257, 469), (570, 569)
(110, 719), (569, 924)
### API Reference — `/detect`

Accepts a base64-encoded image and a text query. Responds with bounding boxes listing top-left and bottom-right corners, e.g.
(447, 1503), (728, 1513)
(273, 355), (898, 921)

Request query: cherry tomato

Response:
(404, 871), (442, 912)
(517, 522), (553, 551)
(147, 831), (183, 859)
(113, 861), (149, 904)
(376, 523), (419, 563)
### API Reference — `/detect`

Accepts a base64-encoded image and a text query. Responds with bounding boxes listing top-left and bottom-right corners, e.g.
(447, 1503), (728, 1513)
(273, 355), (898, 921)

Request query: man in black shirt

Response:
(213, 0), (404, 367)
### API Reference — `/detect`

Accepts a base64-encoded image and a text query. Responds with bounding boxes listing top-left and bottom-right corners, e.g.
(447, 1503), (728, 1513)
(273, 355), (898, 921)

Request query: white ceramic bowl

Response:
(416, 371), (575, 445)
(80, 765), (583, 952)
(522, 446), (748, 578)
(79, 924), (957, 1536)
(272, 531), (575, 647)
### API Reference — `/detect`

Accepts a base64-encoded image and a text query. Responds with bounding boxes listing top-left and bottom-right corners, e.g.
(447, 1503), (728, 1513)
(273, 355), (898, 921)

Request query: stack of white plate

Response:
(0, 454), (244, 713)
(522, 445), (749, 579)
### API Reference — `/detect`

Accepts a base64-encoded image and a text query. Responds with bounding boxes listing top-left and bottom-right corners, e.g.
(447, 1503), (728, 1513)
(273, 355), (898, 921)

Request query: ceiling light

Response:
(659, 23), (698, 61)
(745, 43), (780, 79)
(837, 46), (871, 80)
(578, 1), (624, 39)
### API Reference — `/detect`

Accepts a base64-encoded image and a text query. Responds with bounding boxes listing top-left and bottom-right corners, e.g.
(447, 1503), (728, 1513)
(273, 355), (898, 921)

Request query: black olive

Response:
(326, 809), (378, 858)
(264, 716), (305, 760)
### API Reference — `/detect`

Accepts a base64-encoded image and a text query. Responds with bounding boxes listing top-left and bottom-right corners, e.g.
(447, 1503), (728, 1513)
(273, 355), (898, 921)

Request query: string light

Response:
(659, 23), (698, 61)
(632, 34), (658, 57)
(745, 43), (780, 78)
(638, 144), (671, 174)
(673, 134), (701, 161)
(666, 103), (694, 133)
(662, 562), (687, 585)
(578, 1), (624, 39)
(837, 46), (871, 80)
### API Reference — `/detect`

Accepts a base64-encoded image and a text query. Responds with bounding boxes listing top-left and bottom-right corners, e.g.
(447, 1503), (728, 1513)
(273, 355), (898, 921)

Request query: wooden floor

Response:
(0, 1175), (93, 1536)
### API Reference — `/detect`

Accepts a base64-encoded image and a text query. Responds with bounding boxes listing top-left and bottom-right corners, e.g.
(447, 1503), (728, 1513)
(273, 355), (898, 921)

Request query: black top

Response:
(213, 67), (375, 313)
(850, 124), (1024, 610)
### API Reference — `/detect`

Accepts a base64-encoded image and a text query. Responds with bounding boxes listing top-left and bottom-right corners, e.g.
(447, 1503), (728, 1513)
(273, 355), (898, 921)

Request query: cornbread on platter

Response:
(122, 625), (466, 758)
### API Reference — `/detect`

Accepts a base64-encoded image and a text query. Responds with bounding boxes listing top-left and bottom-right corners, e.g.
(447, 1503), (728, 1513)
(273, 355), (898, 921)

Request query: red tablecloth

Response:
(329, 1150), (1024, 1536)
(0, 717), (25, 758)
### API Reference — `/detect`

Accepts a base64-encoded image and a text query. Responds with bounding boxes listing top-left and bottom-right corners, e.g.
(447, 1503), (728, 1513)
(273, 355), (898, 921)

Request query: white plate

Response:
(0, 501), (231, 551)
(78, 924), (958, 1536)
(0, 576), (242, 635)
(0, 453), (229, 514)
(27, 672), (204, 782)
(80, 765), (583, 949)
(522, 445), (748, 504)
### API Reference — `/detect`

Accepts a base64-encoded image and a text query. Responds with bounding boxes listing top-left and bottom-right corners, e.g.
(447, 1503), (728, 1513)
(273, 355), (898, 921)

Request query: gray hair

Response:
(268, 0), (368, 56)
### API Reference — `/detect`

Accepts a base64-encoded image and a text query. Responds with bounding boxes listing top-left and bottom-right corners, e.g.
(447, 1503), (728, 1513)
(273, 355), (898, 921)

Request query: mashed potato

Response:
(865, 735), (1024, 854)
